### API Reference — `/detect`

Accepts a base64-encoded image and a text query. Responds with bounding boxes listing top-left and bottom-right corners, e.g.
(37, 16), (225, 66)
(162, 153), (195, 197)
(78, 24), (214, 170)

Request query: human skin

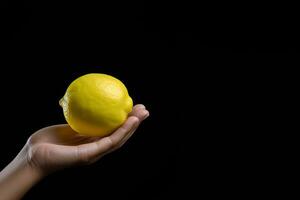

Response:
(0, 104), (149, 200)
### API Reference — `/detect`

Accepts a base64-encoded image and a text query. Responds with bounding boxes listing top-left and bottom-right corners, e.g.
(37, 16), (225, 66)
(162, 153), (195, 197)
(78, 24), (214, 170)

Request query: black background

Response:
(0, 1), (297, 199)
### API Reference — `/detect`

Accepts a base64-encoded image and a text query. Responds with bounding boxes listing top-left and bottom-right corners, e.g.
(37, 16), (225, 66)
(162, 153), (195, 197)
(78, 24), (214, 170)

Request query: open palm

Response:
(25, 104), (149, 174)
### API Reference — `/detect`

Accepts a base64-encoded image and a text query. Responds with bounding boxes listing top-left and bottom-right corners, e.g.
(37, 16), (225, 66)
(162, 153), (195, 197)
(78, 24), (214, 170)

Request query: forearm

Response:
(0, 147), (43, 200)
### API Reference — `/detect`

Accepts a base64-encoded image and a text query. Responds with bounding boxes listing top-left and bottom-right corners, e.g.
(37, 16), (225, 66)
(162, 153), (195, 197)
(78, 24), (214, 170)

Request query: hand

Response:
(26, 104), (149, 175)
(0, 104), (149, 200)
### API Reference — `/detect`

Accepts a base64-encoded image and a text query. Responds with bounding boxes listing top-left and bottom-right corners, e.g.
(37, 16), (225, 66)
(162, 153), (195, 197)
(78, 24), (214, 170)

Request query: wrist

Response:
(14, 146), (45, 184)
(22, 144), (46, 180)
(23, 155), (45, 184)
(0, 146), (44, 200)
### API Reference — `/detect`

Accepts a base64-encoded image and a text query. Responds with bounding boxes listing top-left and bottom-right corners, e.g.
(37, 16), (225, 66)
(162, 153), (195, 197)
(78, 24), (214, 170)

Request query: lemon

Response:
(59, 73), (133, 137)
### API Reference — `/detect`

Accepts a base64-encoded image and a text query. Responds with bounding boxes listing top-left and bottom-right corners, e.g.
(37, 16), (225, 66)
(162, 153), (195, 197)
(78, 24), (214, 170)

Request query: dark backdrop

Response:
(0, 1), (297, 199)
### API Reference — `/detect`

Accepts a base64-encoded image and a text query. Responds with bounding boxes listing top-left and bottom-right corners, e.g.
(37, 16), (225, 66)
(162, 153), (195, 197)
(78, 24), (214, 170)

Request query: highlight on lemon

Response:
(59, 73), (133, 137)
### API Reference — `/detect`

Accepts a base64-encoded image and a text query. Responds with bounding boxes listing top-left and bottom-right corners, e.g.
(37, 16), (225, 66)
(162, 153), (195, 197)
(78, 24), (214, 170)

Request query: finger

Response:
(104, 122), (140, 154)
(132, 104), (146, 111)
(87, 105), (147, 143)
(93, 120), (140, 159)
(119, 109), (149, 145)
(91, 109), (150, 161)
(111, 126), (138, 151)
(108, 116), (140, 146)
(75, 116), (140, 163)
(131, 108), (149, 121)
(129, 104), (148, 120)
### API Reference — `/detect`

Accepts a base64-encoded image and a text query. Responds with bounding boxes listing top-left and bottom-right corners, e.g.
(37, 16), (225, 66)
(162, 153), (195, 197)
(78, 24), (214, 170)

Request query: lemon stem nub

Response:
(59, 98), (63, 107)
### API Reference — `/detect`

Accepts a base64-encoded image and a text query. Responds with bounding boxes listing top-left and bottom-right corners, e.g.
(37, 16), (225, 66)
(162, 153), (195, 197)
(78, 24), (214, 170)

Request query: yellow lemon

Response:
(59, 73), (133, 137)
